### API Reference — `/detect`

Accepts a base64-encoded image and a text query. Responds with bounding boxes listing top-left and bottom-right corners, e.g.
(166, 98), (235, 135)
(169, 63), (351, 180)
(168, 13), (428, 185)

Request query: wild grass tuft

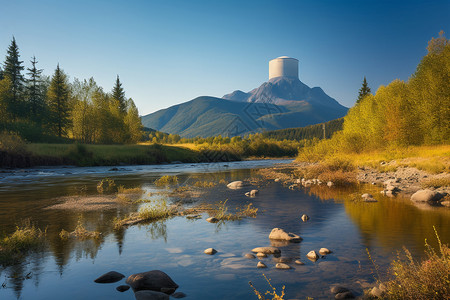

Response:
(249, 274), (286, 300)
(0, 219), (46, 265)
(154, 175), (178, 186)
(97, 178), (117, 194)
(59, 217), (101, 240)
(421, 176), (450, 188)
(193, 181), (216, 188)
(210, 200), (258, 221)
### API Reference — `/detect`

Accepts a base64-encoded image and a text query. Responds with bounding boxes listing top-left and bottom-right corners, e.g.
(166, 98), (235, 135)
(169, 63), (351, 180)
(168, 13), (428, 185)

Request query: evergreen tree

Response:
(3, 37), (25, 118)
(26, 56), (44, 122)
(356, 76), (371, 104)
(47, 64), (70, 137)
(0, 66), (3, 80)
(112, 75), (126, 113)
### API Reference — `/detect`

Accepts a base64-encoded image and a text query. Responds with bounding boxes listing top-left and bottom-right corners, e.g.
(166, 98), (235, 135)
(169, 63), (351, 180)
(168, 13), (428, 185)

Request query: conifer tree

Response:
(356, 76), (371, 104)
(112, 75), (126, 113)
(26, 56), (44, 122)
(3, 37), (25, 118)
(47, 64), (70, 137)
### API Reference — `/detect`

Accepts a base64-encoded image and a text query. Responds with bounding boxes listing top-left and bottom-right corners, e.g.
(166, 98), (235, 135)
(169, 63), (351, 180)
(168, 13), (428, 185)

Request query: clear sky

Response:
(1, 0), (449, 115)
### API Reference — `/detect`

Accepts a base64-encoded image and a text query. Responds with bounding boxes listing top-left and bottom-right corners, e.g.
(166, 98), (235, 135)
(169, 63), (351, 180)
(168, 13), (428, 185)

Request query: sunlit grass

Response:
(0, 219), (46, 265)
(154, 175), (179, 186)
(209, 200), (258, 221)
(59, 217), (101, 240)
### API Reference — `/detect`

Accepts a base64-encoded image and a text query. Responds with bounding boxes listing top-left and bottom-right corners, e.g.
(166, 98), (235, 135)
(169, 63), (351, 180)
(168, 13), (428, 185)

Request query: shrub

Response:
(154, 175), (178, 186)
(0, 131), (27, 154)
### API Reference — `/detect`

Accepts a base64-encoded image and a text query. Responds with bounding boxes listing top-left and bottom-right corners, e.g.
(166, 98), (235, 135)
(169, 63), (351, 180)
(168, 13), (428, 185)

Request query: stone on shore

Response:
(269, 228), (302, 242)
(204, 248), (217, 255)
(251, 246), (281, 254)
(411, 189), (442, 203)
(306, 250), (319, 261)
(125, 270), (178, 293)
(94, 271), (125, 283)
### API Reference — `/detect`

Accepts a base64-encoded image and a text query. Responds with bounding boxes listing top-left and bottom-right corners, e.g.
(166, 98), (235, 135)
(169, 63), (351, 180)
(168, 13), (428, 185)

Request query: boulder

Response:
(94, 271), (125, 283)
(301, 214), (310, 222)
(257, 261), (267, 268)
(411, 189), (442, 202)
(251, 246), (281, 254)
(244, 253), (255, 259)
(319, 248), (332, 255)
(269, 228), (302, 242)
(204, 248), (217, 255)
(275, 263), (291, 269)
(134, 290), (170, 300)
(125, 270), (178, 293)
(116, 285), (130, 292)
(306, 250), (319, 261)
(227, 181), (246, 189)
(206, 217), (219, 223)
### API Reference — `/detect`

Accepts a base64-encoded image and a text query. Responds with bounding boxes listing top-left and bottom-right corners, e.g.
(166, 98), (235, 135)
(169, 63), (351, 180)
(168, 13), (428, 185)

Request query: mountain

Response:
(141, 77), (348, 137)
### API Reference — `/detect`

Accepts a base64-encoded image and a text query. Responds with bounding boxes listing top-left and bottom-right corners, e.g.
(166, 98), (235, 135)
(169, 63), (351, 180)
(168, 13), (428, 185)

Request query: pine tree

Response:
(356, 76), (371, 104)
(0, 66), (4, 80)
(3, 37), (25, 118)
(112, 75), (126, 113)
(26, 56), (44, 122)
(47, 64), (70, 137)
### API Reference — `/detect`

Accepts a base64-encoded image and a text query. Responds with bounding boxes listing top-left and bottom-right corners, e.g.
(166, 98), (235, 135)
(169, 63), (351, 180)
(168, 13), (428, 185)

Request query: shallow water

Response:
(0, 160), (449, 300)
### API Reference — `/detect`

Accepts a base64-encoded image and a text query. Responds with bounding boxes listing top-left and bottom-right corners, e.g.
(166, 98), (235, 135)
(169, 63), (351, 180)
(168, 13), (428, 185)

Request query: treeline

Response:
(300, 32), (450, 159)
(0, 37), (143, 144)
(262, 118), (344, 141)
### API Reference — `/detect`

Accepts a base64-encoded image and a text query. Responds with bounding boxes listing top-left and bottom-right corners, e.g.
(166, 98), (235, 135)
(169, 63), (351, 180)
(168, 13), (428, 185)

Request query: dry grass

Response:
(97, 178), (117, 194)
(0, 219), (46, 265)
(59, 217), (101, 240)
(249, 274), (286, 300)
(295, 158), (357, 186)
(420, 175), (450, 188)
(154, 175), (179, 186)
(369, 227), (450, 300)
(193, 181), (216, 188)
(113, 199), (176, 229)
(117, 186), (144, 194)
(210, 200), (258, 221)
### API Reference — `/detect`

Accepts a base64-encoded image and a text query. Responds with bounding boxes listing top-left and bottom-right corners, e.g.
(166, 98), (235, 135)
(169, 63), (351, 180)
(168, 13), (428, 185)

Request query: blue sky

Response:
(1, 0), (448, 115)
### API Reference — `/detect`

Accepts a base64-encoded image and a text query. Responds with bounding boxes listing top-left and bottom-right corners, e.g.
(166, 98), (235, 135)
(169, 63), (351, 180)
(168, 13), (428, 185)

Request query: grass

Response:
(210, 200), (258, 221)
(193, 181), (216, 188)
(0, 219), (46, 265)
(59, 217), (101, 240)
(368, 227), (449, 300)
(299, 145), (450, 174)
(113, 199), (176, 229)
(294, 157), (357, 186)
(97, 178), (117, 194)
(154, 175), (179, 186)
(421, 175), (450, 188)
(249, 274), (286, 300)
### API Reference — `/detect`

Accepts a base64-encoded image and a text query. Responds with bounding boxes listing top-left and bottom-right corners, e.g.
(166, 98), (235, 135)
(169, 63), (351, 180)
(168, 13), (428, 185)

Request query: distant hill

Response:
(262, 118), (344, 141)
(141, 77), (348, 137)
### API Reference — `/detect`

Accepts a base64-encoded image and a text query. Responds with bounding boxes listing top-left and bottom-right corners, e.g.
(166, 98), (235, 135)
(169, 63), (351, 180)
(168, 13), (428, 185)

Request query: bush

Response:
(154, 175), (178, 186)
(0, 131), (27, 154)
(97, 178), (117, 194)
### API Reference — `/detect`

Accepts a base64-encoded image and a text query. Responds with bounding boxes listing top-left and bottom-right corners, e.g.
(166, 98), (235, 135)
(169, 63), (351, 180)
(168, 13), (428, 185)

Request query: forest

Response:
(0, 37), (143, 144)
(299, 31), (450, 160)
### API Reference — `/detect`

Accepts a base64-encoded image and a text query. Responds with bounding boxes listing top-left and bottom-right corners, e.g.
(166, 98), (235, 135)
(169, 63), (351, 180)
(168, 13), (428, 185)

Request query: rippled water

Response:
(0, 160), (449, 300)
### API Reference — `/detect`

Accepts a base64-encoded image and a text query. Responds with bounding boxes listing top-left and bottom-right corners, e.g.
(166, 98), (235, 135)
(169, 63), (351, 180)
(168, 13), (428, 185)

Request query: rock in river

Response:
(245, 189), (259, 197)
(244, 253), (256, 259)
(257, 261), (267, 268)
(269, 228), (302, 242)
(301, 214), (310, 222)
(206, 217), (219, 223)
(251, 246), (281, 254)
(94, 271), (125, 283)
(204, 248), (217, 255)
(125, 270), (178, 293)
(411, 189), (442, 203)
(306, 250), (319, 261)
(116, 285), (130, 292)
(319, 248), (332, 255)
(227, 181), (246, 189)
(134, 290), (170, 300)
(275, 263), (291, 269)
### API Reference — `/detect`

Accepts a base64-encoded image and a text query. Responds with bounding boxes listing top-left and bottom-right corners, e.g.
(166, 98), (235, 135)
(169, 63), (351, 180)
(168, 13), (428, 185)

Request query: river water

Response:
(0, 160), (449, 299)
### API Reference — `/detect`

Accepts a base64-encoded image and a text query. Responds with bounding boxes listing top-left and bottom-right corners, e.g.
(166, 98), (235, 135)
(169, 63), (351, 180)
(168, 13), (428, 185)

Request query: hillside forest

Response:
(0, 38), (143, 144)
